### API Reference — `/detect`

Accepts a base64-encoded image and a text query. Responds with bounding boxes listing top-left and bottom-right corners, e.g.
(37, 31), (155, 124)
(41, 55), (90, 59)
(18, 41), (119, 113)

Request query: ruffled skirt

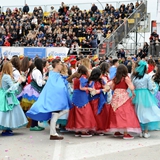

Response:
(21, 84), (40, 111)
(90, 99), (110, 132)
(108, 98), (141, 133)
(133, 89), (160, 130)
(155, 91), (160, 108)
(0, 105), (28, 130)
(66, 103), (97, 132)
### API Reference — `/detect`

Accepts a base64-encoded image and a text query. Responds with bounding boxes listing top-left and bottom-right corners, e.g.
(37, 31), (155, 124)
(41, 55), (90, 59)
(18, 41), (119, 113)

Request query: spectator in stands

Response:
(66, 36), (72, 48)
(117, 48), (125, 58)
(70, 41), (79, 55)
(104, 4), (109, 13)
(0, 37), (3, 46)
(50, 6), (56, 17)
(90, 36), (98, 55)
(142, 42), (149, 56)
(58, 2), (69, 15)
(4, 39), (10, 46)
(135, 1), (140, 8)
(136, 48), (143, 59)
(23, 4), (30, 14)
(91, 4), (98, 13)
(114, 9), (120, 19)
(106, 30), (112, 38)
(0, 1), (136, 49)
(6, 8), (12, 16)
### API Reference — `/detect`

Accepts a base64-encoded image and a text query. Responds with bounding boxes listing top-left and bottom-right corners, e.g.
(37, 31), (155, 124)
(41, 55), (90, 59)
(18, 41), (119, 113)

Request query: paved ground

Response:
(0, 126), (160, 160)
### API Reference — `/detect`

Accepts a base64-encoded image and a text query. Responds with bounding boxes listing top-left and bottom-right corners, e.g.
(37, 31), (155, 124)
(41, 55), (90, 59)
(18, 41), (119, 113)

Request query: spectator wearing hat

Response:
(92, 55), (99, 67)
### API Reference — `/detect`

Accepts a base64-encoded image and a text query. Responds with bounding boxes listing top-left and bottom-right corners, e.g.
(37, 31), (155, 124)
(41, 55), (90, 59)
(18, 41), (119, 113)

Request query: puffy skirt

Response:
(0, 105), (28, 130)
(66, 103), (97, 132)
(21, 84), (40, 111)
(133, 89), (160, 130)
(156, 91), (160, 108)
(90, 99), (110, 132)
(108, 98), (141, 133)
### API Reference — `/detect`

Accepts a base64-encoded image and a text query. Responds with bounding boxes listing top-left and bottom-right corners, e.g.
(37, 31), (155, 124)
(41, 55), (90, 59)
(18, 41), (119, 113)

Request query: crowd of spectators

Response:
(0, 1), (142, 54)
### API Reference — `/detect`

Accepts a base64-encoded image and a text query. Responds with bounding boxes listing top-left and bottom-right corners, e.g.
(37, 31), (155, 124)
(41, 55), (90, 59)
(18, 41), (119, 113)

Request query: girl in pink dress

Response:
(108, 64), (141, 139)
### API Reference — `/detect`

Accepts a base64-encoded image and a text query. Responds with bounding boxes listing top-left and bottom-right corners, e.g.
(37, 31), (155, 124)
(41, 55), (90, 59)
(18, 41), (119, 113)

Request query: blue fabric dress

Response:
(152, 82), (160, 109)
(56, 76), (73, 126)
(0, 74), (28, 130)
(132, 74), (160, 130)
(26, 71), (72, 121)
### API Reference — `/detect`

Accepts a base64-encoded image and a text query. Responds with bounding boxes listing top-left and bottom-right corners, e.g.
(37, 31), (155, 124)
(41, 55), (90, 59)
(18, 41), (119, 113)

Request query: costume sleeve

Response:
(125, 76), (134, 90)
(80, 76), (88, 91)
(4, 75), (19, 92)
(147, 76), (154, 91)
(32, 69), (44, 87)
(13, 70), (21, 82)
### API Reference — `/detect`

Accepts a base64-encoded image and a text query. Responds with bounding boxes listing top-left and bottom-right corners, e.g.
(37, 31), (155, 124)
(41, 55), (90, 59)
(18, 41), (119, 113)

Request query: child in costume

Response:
(100, 62), (112, 103)
(21, 58), (45, 131)
(108, 64), (141, 139)
(66, 65), (97, 137)
(153, 65), (160, 108)
(132, 60), (160, 138)
(0, 62), (28, 136)
(88, 68), (110, 135)
(56, 63), (71, 132)
(109, 59), (119, 80)
(26, 59), (71, 140)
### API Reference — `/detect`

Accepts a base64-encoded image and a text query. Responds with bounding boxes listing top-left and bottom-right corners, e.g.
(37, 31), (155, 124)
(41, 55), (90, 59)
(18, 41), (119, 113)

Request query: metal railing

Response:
(98, 0), (147, 57)
(150, 43), (160, 57)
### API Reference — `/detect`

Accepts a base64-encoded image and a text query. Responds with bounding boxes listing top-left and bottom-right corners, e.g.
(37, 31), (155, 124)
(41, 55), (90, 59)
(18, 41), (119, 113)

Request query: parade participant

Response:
(26, 59), (71, 140)
(70, 58), (77, 74)
(152, 65), (160, 108)
(109, 59), (119, 80)
(66, 65), (97, 137)
(42, 59), (50, 80)
(132, 60), (160, 138)
(20, 57), (32, 76)
(63, 57), (70, 67)
(21, 58), (45, 131)
(11, 57), (23, 97)
(0, 62), (28, 136)
(81, 58), (92, 75)
(108, 64), (141, 139)
(147, 59), (155, 74)
(100, 62), (112, 104)
(57, 63), (72, 132)
(11, 56), (21, 82)
(100, 62), (110, 83)
(92, 55), (100, 68)
(88, 68), (110, 135)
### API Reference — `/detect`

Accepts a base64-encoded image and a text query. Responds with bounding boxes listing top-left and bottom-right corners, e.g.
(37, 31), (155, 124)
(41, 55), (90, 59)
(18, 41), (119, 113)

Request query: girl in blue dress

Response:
(0, 61), (28, 136)
(152, 65), (160, 108)
(132, 60), (160, 138)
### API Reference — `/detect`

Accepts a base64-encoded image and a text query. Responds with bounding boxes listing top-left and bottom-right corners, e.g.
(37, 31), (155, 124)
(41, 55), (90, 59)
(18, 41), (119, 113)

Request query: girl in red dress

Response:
(66, 65), (97, 137)
(108, 64), (141, 139)
(88, 68), (110, 135)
